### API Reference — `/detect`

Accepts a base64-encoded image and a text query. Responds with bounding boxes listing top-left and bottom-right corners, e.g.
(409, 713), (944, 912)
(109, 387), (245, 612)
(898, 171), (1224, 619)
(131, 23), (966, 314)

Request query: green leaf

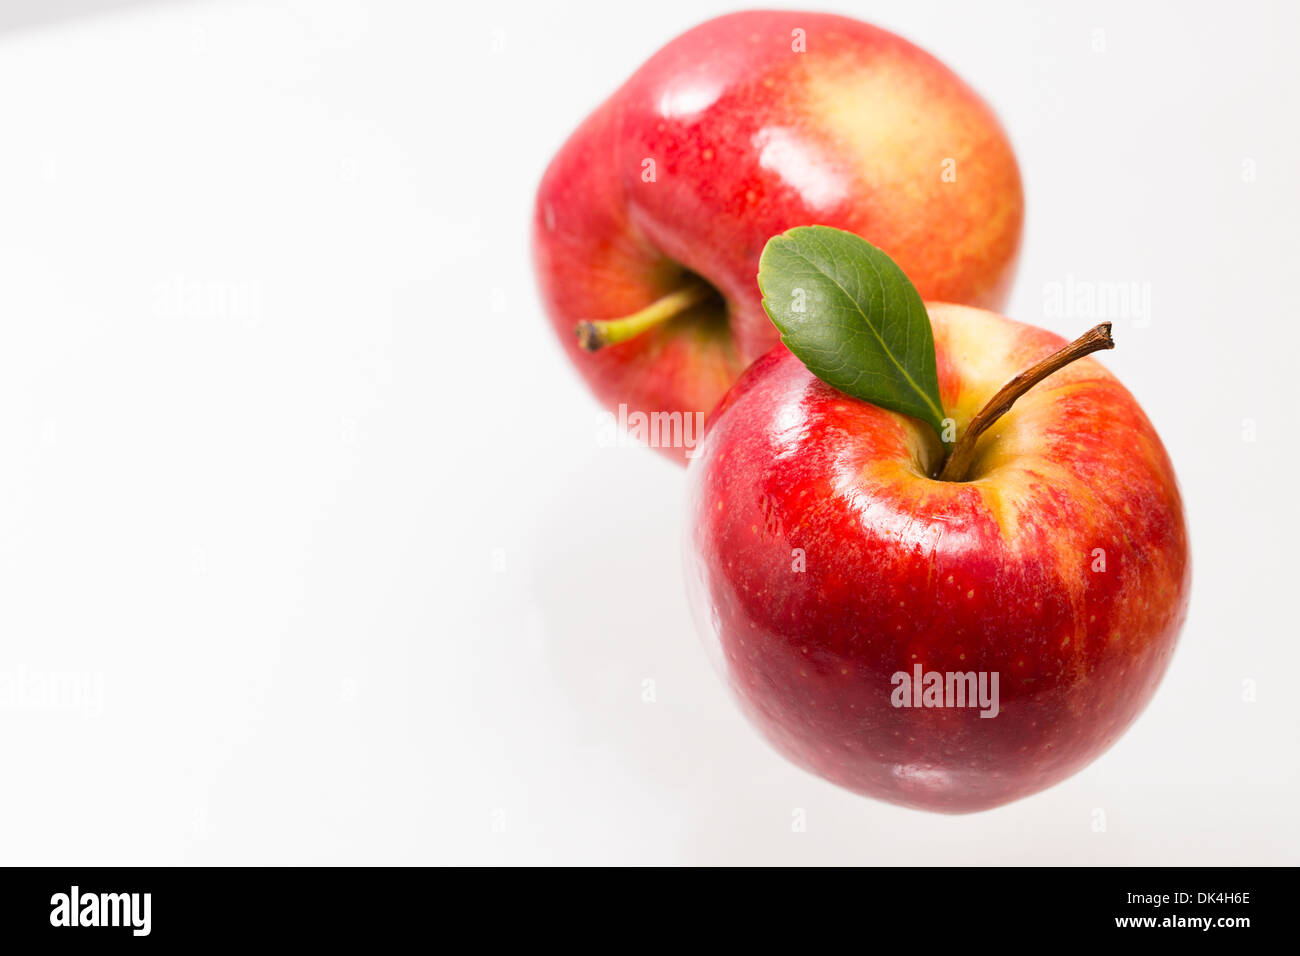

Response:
(757, 226), (946, 439)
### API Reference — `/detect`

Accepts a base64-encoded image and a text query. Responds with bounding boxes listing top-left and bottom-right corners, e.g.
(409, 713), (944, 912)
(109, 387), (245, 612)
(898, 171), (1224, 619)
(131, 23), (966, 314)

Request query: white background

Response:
(0, 0), (1296, 865)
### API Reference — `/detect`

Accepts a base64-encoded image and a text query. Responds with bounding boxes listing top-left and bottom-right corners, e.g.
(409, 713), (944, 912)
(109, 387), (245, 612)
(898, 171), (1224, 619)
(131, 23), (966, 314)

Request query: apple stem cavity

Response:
(937, 322), (1115, 483)
(575, 279), (715, 352)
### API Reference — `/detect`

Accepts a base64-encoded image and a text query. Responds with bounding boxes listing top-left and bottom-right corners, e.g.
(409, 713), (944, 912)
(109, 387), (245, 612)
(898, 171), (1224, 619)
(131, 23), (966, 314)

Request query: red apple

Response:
(685, 304), (1190, 812)
(533, 11), (1024, 463)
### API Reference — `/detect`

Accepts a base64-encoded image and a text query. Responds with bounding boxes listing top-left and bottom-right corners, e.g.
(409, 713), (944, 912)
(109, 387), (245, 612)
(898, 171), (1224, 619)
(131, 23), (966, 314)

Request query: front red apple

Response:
(534, 11), (1023, 463)
(685, 304), (1190, 812)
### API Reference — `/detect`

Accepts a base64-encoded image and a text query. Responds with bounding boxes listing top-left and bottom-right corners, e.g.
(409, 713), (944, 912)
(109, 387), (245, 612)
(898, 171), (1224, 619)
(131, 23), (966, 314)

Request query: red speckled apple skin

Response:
(685, 304), (1190, 812)
(534, 10), (1023, 463)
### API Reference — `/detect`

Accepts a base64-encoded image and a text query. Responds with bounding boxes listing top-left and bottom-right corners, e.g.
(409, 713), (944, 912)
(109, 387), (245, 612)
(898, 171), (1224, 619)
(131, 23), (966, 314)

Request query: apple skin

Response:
(534, 11), (1024, 464)
(684, 304), (1190, 812)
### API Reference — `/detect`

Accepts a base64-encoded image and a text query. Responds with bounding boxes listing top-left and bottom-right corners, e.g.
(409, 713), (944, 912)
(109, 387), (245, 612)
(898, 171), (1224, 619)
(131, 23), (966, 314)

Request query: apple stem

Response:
(937, 322), (1115, 482)
(575, 279), (715, 351)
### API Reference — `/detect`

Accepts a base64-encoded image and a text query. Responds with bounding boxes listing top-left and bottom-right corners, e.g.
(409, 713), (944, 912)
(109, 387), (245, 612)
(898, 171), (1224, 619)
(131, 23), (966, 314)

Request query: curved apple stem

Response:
(937, 322), (1115, 483)
(575, 279), (716, 352)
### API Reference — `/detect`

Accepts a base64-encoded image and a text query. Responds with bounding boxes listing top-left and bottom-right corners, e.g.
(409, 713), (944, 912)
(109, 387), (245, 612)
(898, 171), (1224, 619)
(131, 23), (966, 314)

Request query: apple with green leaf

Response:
(533, 10), (1023, 462)
(685, 226), (1189, 812)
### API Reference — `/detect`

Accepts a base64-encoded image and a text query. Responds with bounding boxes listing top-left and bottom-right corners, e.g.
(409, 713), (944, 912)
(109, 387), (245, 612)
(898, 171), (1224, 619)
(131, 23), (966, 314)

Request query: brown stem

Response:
(937, 322), (1115, 482)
